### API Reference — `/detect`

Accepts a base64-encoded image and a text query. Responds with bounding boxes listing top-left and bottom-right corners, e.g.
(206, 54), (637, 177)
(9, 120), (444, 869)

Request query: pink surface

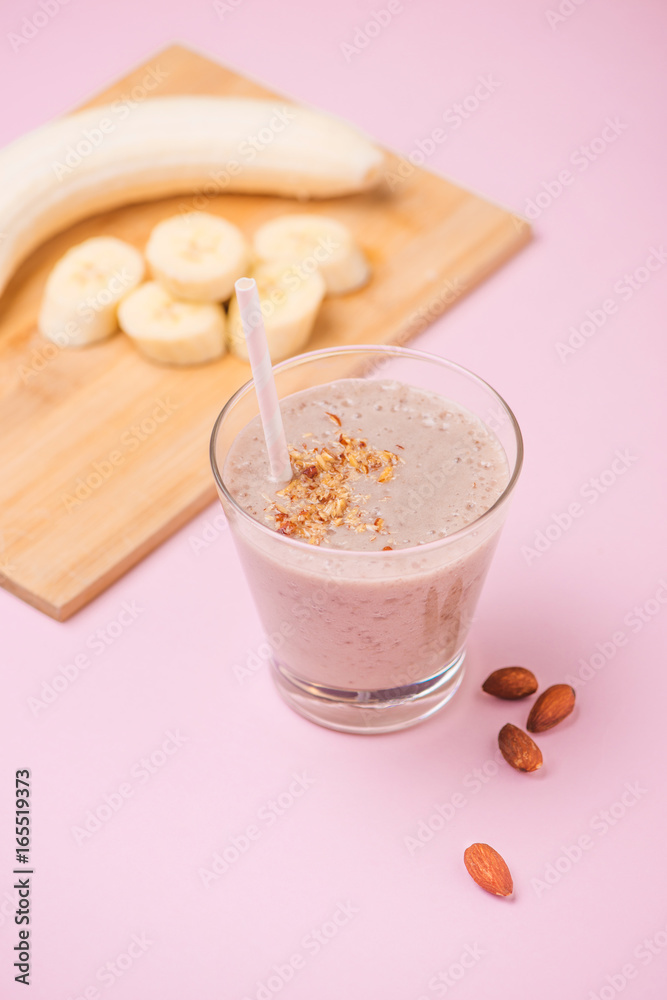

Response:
(1, 1), (666, 997)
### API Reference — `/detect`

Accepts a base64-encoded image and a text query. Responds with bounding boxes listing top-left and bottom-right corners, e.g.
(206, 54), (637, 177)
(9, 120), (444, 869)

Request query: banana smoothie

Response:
(223, 377), (509, 694)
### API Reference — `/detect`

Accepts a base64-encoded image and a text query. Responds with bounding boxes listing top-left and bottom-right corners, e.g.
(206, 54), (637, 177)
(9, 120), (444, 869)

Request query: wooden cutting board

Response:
(0, 44), (530, 621)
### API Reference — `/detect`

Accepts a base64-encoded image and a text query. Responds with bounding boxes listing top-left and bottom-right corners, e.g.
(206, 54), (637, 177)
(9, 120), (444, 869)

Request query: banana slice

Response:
(118, 281), (226, 365)
(146, 212), (250, 302)
(253, 214), (369, 295)
(38, 236), (144, 347)
(228, 262), (325, 362)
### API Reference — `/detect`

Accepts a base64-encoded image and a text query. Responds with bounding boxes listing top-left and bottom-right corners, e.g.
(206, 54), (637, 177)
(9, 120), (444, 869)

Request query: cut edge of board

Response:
(0, 482), (219, 621)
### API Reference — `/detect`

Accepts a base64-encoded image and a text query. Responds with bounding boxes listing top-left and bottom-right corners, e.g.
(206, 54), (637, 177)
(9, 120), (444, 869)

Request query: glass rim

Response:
(209, 344), (524, 557)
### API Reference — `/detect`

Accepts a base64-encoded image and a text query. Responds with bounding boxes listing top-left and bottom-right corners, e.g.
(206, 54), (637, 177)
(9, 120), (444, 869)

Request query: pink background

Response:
(1, 0), (666, 997)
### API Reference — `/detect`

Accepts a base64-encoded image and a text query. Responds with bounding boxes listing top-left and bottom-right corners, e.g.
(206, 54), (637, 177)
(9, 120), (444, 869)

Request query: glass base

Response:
(270, 651), (466, 734)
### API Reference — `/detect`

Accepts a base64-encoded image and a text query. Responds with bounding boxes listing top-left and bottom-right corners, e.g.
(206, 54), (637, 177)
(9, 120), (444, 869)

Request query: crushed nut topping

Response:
(265, 415), (401, 544)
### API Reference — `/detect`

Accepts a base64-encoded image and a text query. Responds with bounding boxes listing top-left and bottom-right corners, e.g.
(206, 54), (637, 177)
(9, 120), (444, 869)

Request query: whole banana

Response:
(0, 96), (385, 300)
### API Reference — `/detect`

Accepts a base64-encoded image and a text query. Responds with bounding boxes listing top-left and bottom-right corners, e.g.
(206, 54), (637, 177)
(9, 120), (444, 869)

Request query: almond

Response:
(463, 843), (513, 897)
(526, 683), (575, 732)
(498, 723), (543, 772)
(482, 666), (538, 700)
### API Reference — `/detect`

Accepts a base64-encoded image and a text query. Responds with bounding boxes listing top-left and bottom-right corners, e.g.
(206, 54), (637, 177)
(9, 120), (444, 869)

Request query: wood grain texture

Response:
(0, 44), (530, 620)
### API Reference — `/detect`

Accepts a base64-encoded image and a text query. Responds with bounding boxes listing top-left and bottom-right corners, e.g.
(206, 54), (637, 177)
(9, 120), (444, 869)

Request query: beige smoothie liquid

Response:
(224, 378), (509, 692)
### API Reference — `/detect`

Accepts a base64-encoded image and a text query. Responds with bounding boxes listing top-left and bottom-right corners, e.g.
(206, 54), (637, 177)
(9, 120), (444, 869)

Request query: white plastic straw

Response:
(234, 277), (292, 484)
